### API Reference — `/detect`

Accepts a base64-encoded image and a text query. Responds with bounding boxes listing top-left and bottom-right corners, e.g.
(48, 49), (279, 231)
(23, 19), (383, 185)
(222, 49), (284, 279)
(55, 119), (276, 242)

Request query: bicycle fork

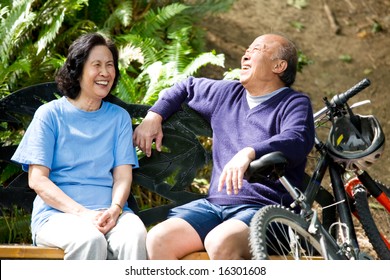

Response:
(279, 174), (347, 259)
(328, 162), (361, 258)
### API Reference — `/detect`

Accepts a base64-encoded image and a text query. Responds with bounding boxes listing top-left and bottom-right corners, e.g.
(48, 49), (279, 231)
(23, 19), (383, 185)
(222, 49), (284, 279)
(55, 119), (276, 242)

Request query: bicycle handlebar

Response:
(330, 78), (371, 107)
(314, 78), (371, 121)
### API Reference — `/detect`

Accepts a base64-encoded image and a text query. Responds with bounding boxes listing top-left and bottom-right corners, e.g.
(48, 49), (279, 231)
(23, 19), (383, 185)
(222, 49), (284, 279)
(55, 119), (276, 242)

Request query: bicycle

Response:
(246, 78), (390, 260)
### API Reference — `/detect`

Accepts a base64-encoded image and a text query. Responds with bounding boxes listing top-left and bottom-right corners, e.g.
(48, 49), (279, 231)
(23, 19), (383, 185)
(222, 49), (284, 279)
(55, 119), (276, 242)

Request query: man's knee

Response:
(146, 222), (172, 259)
(204, 222), (251, 260)
(147, 223), (168, 247)
(204, 232), (229, 259)
(205, 234), (249, 259)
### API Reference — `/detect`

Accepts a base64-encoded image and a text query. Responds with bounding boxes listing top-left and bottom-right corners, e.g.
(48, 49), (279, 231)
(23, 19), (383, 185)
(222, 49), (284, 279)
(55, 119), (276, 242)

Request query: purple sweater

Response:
(151, 77), (315, 207)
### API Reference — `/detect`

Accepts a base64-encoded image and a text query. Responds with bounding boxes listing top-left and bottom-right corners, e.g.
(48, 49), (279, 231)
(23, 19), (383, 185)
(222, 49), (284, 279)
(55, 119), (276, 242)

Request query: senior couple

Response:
(11, 32), (314, 259)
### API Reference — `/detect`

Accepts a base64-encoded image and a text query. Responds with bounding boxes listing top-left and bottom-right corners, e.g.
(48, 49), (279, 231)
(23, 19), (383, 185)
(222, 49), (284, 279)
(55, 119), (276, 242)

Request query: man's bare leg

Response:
(204, 219), (251, 260)
(146, 218), (204, 260)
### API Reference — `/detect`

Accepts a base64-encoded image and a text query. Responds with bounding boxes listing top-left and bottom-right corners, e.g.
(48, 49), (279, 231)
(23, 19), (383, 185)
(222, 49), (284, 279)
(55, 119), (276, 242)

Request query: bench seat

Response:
(0, 245), (209, 260)
(0, 244), (325, 260)
(0, 245), (64, 259)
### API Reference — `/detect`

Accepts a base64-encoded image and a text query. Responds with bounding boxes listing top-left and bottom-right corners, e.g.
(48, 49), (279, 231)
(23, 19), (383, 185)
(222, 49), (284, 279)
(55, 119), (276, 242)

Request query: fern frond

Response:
(35, 0), (89, 54)
(0, 58), (31, 94)
(0, 5), (8, 18)
(53, 19), (98, 49)
(36, 10), (65, 54)
(138, 50), (225, 105)
(163, 26), (193, 70)
(0, 0), (35, 65)
(131, 3), (189, 38)
(223, 68), (241, 81)
(116, 69), (143, 103)
(116, 33), (159, 68)
(182, 52), (225, 77)
(103, 0), (133, 31)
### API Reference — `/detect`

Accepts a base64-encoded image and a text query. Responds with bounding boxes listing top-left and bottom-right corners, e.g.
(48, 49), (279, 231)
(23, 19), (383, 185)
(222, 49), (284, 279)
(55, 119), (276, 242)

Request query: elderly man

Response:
(133, 33), (315, 260)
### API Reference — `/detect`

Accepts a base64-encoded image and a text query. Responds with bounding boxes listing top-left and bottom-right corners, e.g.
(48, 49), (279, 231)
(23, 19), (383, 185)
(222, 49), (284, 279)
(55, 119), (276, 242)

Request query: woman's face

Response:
(79, 45), (116, 101)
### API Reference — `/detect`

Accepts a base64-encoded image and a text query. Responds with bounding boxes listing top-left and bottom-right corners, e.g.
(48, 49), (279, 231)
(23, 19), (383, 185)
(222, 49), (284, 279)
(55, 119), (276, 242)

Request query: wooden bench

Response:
(0, 245), (65, 260)
(0, 82), (212, 260)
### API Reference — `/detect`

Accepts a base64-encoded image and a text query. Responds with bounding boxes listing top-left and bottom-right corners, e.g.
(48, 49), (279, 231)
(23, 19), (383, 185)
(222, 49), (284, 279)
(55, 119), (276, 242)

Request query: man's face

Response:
(239, 34), (283, 89)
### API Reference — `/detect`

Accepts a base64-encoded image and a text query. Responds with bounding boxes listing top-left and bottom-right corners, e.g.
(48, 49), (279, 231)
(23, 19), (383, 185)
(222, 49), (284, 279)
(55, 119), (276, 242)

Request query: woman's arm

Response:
(28, 164), (107, 232)
(110, 164), (132, 215)
(95, 164), (133, 234)
(28, 164), (88, 215)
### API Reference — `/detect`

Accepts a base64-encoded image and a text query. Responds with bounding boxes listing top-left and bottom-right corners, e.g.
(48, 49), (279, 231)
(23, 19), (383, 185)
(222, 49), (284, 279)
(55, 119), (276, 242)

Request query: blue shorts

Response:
(168, 198), (264, 242)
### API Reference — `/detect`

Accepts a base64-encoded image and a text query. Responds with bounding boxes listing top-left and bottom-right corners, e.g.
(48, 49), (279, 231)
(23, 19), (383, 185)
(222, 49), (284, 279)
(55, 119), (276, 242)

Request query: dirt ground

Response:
(202, 0), (390, 183)
(201, 0), (390, 258)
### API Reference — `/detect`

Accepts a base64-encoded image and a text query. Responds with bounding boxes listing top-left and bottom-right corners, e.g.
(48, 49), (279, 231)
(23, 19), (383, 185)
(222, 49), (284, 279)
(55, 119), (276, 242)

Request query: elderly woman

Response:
(11, 33), (147, 260)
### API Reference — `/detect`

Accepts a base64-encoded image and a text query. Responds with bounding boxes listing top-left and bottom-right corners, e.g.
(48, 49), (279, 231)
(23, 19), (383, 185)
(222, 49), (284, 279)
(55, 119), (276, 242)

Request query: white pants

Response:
(35, 212), (147, 260)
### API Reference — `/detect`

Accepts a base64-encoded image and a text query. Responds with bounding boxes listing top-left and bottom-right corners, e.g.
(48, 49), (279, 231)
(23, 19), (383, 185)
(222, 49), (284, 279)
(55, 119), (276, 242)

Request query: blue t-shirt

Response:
(11, 96), (139, 241)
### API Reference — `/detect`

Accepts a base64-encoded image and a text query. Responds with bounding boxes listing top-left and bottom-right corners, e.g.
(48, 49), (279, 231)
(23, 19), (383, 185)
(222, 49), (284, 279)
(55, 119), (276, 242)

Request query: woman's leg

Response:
(35, 213), (107, 260)
(105, 212), (147, 260)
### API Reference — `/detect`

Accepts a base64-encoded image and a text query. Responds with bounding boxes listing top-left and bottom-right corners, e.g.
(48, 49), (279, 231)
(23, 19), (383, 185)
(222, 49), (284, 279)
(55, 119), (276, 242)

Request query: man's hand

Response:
(133, 111), (164, 157)
(218, 147), (256, 195)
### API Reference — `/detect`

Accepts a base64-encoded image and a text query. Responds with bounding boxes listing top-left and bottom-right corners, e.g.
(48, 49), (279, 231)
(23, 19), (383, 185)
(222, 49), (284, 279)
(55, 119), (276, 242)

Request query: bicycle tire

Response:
(249, 205), (340, 260)
(354, 181), (390, 260)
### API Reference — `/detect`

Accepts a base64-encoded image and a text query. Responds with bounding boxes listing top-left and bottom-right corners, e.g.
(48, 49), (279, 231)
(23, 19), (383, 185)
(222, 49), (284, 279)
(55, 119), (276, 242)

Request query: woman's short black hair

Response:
(55, 32), (120, 99)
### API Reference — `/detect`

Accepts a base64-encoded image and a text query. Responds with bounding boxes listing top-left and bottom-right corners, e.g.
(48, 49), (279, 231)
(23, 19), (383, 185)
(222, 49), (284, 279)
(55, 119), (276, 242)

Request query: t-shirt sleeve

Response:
(113, 111), (139, 169)
(11, 107), (55, 172)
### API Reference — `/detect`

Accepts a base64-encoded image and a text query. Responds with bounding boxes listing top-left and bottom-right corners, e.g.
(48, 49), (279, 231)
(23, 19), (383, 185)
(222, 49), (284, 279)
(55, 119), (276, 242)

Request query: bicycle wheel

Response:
(354, 181), (390, 260)
(249, 205), (340, 260)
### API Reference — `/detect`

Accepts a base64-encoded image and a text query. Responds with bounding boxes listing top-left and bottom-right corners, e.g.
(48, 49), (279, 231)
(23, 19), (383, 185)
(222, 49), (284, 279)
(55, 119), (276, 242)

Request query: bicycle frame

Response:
(280, 173), (347, 259)
(281, 149), (362, 259)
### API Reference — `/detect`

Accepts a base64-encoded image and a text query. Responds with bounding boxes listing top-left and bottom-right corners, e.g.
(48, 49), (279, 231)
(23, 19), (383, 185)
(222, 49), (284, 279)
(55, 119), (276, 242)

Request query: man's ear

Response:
(272, 60), (287, 73)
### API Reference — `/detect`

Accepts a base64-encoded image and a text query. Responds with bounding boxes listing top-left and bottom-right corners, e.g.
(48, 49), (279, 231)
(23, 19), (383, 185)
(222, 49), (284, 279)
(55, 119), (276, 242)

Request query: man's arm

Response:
(133, 111), (164, 157)
(218, 147), (256, 195)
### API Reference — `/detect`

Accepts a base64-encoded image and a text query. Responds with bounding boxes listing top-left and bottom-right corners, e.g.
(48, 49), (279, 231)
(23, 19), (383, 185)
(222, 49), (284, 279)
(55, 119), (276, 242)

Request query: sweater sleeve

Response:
(150, 76), (237, 122)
